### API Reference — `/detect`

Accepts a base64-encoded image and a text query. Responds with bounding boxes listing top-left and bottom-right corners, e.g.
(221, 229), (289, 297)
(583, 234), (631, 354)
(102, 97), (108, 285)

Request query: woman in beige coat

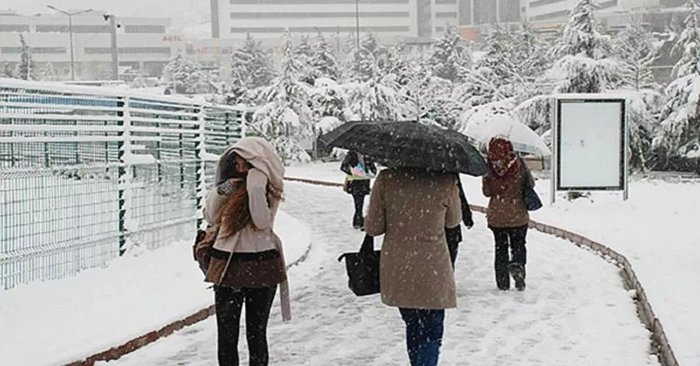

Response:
(365, 168), (461, 366)
(203, 137), (290, 366)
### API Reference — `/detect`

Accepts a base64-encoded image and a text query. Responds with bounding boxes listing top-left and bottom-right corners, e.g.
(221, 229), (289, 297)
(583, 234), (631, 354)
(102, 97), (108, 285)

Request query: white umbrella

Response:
(463, 114), (551, 156)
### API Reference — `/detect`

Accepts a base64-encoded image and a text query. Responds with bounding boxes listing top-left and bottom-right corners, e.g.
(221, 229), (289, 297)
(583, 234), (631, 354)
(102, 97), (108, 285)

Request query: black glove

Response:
(463, 215), (474, 229)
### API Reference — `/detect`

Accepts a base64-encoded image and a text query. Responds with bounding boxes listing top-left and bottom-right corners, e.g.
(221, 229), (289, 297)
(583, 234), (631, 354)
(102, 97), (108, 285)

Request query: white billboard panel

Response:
(556, 99), (626, 191)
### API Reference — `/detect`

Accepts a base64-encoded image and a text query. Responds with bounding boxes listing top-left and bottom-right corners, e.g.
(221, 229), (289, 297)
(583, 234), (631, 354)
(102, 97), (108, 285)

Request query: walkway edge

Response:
(66, 177), (678, 366)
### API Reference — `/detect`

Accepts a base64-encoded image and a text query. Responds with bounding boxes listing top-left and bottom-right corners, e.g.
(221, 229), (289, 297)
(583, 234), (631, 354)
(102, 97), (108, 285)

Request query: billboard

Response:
(555, 98), (626, 191)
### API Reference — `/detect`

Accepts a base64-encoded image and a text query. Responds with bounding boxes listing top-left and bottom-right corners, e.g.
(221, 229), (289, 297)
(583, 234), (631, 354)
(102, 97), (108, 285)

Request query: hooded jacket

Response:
(204, 137), (291, 321)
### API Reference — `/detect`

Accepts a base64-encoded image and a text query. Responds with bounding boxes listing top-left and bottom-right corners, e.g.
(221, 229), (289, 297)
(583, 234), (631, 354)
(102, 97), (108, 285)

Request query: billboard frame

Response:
(550, 95), (629, 204)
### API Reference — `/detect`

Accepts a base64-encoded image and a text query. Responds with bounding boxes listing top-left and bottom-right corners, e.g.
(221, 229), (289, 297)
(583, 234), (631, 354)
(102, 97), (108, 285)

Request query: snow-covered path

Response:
(107, 182), (656, 366)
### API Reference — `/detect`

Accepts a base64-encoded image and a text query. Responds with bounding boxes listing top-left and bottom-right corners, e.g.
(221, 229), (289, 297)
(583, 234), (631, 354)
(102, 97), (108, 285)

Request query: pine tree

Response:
(253, 30), (313, 162)
(230, 33), (274, 90)
(15, 34), (36, 81)
(310, 32), (341, 82)
(548, 0), (621, 93)
(350, 33), (388, 81)
(3, 62), (14, 78)
(653, 0), (700, 167)
(554, 0), (603, 58)
(457, 26), (516, 107)
(513, 23), (552, 81)
(162, 54), (204, 94)
(41, 61), (58, 81)
(429, 26), (471, 82)
(613, 22), (659, 90)
(296, 35), (316, 84)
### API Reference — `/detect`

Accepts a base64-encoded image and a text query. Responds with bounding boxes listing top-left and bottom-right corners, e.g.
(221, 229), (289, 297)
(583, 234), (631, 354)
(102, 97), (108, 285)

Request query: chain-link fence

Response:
(0, 79), (245, 290)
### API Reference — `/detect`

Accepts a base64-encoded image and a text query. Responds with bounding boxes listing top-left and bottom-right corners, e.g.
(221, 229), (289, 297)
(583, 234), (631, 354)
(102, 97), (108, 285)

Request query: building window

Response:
(436, 12), (456, 19)
(230, 25), (410, 33)
(529, 0), (567, 7)
(473, 0), (496, 25)
(123, 25), (166, 34)
(0, 47), (67, 54)
(35, 25), (110, 33)
(230, 11), (410, 18)
(84, 47), (171, 54)
(458, 0), (472, 25)
(599, 0), (617, 9)
(530, 9), (570, 21)
(230, 0), (408, 3)
(435, 0), (456, 4)
(0, 24), (30, 32)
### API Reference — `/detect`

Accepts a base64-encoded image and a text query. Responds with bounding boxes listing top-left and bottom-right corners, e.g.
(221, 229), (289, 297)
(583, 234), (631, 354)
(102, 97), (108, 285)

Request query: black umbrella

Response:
(320, 121), (488, 176)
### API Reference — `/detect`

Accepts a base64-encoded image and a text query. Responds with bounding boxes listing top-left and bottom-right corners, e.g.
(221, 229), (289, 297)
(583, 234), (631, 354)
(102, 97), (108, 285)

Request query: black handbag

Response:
(337, 234), (380, 296)
(520, 159), (543, 211)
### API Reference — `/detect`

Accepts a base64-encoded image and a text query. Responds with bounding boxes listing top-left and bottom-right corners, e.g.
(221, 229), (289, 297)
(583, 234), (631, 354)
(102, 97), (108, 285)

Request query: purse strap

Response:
(359, 234), (375, 254)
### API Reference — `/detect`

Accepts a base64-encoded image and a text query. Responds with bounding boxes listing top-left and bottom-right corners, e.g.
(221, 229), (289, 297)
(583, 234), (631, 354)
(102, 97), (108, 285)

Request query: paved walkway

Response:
(108, 182), (656, 366)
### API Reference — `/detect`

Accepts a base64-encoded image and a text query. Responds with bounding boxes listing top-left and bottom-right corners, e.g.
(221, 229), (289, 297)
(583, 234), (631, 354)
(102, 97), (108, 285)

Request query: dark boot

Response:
(508, 263), (526, 291)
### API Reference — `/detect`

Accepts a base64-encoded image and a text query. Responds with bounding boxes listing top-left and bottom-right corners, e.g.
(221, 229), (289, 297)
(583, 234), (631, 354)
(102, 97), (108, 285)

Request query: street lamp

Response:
(47, 5), (92, 80)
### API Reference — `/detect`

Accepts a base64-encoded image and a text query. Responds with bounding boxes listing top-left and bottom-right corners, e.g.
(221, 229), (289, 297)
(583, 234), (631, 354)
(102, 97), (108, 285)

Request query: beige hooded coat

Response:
(204, 137), (291, 321)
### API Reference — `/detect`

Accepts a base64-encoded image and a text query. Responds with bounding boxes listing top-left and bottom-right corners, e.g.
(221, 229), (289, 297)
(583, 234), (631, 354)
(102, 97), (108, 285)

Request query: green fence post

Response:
(117, 97), (131, 256)
(195, 106), (206, 229)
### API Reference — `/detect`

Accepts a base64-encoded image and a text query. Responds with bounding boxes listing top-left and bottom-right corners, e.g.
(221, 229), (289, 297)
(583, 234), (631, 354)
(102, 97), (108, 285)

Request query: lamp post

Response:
(47, 5), (92, 81)
(355, 0), (360, 50)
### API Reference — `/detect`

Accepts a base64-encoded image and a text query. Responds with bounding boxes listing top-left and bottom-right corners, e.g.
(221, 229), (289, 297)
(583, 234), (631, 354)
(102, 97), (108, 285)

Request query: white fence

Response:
(0, 78), (245, 290)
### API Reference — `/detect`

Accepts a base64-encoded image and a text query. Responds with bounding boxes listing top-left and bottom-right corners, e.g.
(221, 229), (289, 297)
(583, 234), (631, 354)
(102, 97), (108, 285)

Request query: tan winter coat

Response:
(482, 167), (535, 228)
(365, 169), (462, 310)
(203, 137), (291, 321)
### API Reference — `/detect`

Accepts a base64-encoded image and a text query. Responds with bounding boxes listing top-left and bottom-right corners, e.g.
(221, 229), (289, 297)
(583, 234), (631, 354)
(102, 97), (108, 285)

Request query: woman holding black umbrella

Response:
(365, 168), (461, 366)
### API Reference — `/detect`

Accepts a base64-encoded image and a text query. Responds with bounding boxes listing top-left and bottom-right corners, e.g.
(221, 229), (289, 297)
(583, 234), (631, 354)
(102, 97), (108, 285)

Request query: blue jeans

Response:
(399, 308), (445, 366)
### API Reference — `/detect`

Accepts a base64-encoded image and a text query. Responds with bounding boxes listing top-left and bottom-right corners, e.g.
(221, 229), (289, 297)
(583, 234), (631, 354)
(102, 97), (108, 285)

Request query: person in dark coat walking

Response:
(340, 151), (377, 229)
(482, 137), (535, 291)
(445, 178), (474, 268)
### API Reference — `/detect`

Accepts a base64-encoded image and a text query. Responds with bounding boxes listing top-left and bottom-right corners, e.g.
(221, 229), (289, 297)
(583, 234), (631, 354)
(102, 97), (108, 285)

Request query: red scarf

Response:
(487, 138), (520, 194)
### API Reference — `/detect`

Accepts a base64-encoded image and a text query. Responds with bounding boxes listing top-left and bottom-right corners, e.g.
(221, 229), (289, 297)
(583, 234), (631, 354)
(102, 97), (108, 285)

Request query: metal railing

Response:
(0, 78), (245, 290)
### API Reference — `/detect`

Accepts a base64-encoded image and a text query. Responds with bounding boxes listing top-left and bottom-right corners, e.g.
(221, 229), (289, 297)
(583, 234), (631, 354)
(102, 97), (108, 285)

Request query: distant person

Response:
(340, 151), (377, 229)
(365, 168), (461, 366)
(482, 137), (534, 291)
(445, 178), (474, 268)
(201, 137), (290, 366)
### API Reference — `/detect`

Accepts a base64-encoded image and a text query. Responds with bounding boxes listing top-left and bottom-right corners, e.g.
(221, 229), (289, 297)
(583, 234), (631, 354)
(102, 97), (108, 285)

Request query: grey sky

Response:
(2, 0), (209, 28)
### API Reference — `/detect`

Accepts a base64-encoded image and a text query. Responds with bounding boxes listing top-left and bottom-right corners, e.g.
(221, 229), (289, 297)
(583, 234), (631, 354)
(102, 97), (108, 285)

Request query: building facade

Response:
(0, 11), (185, 80)
(210, 0), (459, 44)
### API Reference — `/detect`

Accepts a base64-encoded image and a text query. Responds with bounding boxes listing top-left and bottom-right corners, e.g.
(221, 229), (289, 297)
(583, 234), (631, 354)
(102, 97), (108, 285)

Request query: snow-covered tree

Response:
(162, 54), (205, 94)
(41, 61), (58, 81)
(3, 62), (14, 78)
(310, 32), (341, 82)
(613, 22), (659, 90)
(230, 33), (274, 89)
(456, 26), (517, 107)
(547, 0), (621, 93)
(344, 75), (403, 122)
(513, 23), (552, 82)
(350, 33), (390, 81)
(15, 34), (36, 81)
(253, 30), (313, 163)
(296, 35), (316, 84)
(429, 26), (471, 83)
(653, 0), (700, 167)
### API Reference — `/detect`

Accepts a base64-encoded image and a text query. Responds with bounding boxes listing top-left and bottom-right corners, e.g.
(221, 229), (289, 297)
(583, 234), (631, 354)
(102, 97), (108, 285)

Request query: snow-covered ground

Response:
(288, 162), (700, 365)
(2, 162), (695, 365)
(104, 178), (656, 365)
(0, 211), (311, 366)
